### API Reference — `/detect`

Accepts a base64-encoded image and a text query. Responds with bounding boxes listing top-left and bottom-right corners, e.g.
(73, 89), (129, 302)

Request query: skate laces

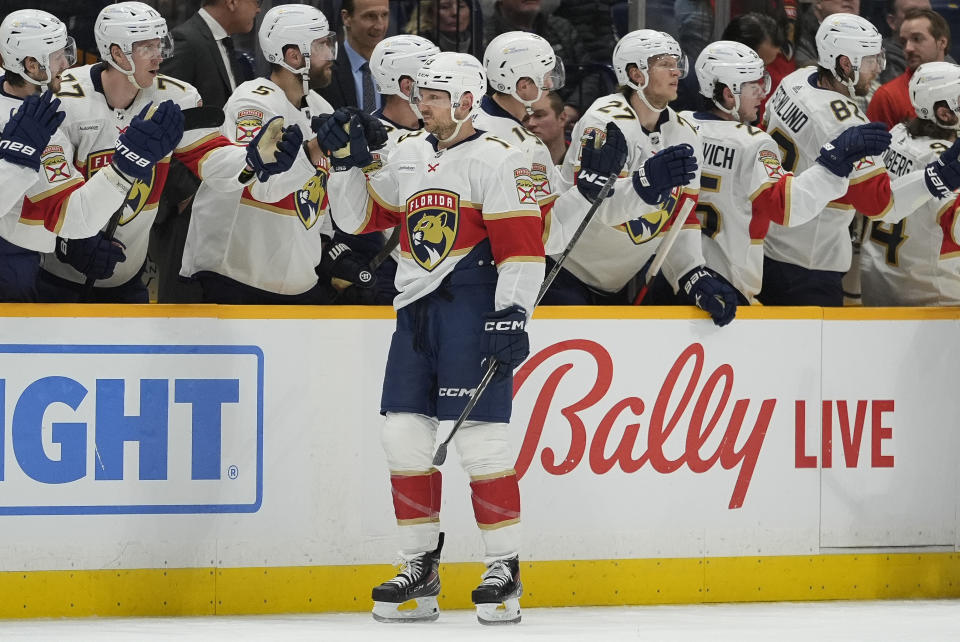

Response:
(386, 552), (426, 588)
(479, 558), (514, 588)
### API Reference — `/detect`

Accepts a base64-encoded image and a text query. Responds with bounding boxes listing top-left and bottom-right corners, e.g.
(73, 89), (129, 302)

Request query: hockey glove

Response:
(55, 233), (126, 280)
(312, 108), (351, 156)
(317, 240), (376, 288)
(324, 114), (375, 171)
(816, 122), (891, 177)
(480, 305), (530, 378)
(577, 121), (628, 201)
(0, 90), (65, 171)
(924, 137), (960, 198)
(345, 107), (389, 151)
(245, 118), (304, 182)
(679, 266), (738, 327)
(113, 100), (184, 182)
(632, 143), (698, 205)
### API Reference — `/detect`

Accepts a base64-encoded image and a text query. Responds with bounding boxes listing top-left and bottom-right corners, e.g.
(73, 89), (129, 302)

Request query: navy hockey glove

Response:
(328, 114), (375, 171)
(679, 266), (738, 327)
(632, 143), (698, 205)
(577, 121), (628, 201)
(344, 107), (389, 151)
(113, 100), (184, 182)
(55, 233), (126, 280)
(816, 122), (891, 177)
(0, 90), (65, 171)
(312, 108), (351, 156)
(480, 305), (530, 378)
(317, 240), (376, 288)
(245, 118), (304, 182)
(924, 137), (960, 198)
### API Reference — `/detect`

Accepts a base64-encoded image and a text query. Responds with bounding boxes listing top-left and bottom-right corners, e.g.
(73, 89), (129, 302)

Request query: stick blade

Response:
(432, 444), (448, 466)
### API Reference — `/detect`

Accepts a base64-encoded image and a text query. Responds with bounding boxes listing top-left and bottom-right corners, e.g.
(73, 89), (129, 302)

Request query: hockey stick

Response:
(328, 229), (400, 298)
(632, 197), (696, 305)
(80, 106), (225, 301)
(432, 172), (619, 466)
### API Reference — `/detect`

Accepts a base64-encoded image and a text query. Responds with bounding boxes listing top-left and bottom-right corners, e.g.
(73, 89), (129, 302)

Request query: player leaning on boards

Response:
(759, 13), (960, 306)
(0, 9), (179, 303)
(476, 31), (628, 255)
(684, 41), (892, 304)
(180, 4), (354, 304)
(37, 1), (297, 304)
(547, 30), (740, 326)
(321, 53), (542, 625)
(862, 61), (960, 305)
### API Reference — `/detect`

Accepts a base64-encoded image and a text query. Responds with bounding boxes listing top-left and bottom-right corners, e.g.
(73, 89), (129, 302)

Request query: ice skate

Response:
(371, 532), (444, 623)
(471, 554), (522, 625)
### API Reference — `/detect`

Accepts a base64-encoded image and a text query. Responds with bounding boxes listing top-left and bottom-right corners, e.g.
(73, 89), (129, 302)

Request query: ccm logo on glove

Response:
(484, 319), (526, 332)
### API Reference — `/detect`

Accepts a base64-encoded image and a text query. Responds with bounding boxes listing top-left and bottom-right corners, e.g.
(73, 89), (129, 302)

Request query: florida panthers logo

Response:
(295, 165), (328, 229)
(622, 189), (679, 244)
(120, 166), (156, 225)
(235, 109), (264, 143)
(406, 189), (459, 271)
(41, 146), (71, 183)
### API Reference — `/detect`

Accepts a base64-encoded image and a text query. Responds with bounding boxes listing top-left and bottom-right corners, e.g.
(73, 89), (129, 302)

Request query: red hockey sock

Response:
(470, 471), (520, 530)
(390, 468), (442, 525)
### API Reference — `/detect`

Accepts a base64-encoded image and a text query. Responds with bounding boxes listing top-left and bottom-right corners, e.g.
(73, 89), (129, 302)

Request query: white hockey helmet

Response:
(370, 34), (440, 97)
(259, 4), (337, 72)
(95, 2), (172, 78)
(483, 31), (565, 112)
(695, 41), (771, 120)
(612, 29), (687, 113)
(0, 9), (77, 88)
(909, 61), (960, 127)
(816, 13), (885, 96)
(412, 52), (486, 141)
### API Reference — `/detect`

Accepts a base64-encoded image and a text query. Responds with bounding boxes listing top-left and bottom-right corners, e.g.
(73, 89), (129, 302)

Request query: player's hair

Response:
(543, 89), (564, 116)
(906, 101), (956, 140)
(3, 70), (28, 88)
(902, 8), (951, 52)
(817, 63), (852, 84)
(721, 12), (784, 51)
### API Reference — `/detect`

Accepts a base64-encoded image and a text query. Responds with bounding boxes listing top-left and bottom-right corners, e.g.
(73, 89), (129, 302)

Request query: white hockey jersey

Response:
(559, 93), (704, 292)
(181, 78), (334, 295)
(328, 131), (545, 314)
(682, 110), (849, 302)
(0, 78), (133, 252)
(862, 124), (960, 305)
(761, 67), (895, 272)
(473, 95), (590, 254)
(42, 63), (249, 287)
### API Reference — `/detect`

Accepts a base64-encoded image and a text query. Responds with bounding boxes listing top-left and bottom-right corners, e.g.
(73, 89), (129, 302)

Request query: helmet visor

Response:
(311, 33), (338, 62)
(649, 53), (688, 79)
(410, 83), (451, 108)
(47, 36), (77, 74)
(543, 57), (565, 91)
(132, 34), (174, 60)
(741, 70), (772, 99)
(862, 51), (885, 73)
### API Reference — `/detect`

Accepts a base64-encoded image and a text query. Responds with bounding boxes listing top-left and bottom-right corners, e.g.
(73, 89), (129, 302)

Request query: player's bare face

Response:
(24, 52), (69, 93)
(129, 39), (164, 89)
(643, 55), (681, 109)
(416, 88), (455, 137)
(737, 78), (768, 123)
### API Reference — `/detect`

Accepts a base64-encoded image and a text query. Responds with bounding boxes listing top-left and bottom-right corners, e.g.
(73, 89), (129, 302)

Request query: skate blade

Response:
(476, 597), (521, 625)
(372, 597), (439, 623)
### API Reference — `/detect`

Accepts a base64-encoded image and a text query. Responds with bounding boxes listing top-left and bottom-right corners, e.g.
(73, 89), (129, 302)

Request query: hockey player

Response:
(686, 41), (893, 303)
(862, 61), (960, 305)
(181, 3), (349, 304)
(321, 52), (543, 625)
(758, 13), (960, 306)
(0, 9), (180, 302)
(38, 1), (298, 303)
(321, 33), (443, 305)
(478, 32), (628, 256)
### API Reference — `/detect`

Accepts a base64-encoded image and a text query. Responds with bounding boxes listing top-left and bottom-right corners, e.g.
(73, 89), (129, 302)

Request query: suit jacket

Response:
(317, 44), (359, 110)
(159, 12), (236, 110)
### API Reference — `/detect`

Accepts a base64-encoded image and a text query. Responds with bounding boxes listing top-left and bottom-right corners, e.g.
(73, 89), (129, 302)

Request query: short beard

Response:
(309, 66), (332, 90)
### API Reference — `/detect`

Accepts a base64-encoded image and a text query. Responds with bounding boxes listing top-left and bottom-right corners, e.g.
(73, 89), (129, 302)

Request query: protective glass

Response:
(311, 33), (338, 62)
(649, 53), (689, 79)
(862, 51), (886, 73)
(410, 83), (452, 108)
(47, 36), (77, 74)
(132, 34), (174, 60)
(741, 71), (772, 99)
(541, 58), (565, 90)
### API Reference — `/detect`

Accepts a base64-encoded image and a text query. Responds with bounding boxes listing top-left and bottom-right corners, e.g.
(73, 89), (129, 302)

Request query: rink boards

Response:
(0, 304), (957, 617)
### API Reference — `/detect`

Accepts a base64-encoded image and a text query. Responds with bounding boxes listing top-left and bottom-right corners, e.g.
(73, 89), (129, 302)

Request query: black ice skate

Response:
(371, 532), (444, 623)
(471, 554), (522, 625)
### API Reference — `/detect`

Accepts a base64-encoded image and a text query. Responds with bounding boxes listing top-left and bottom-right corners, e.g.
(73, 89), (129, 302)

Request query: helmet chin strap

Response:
(713, 92), (742, 121)
(438, 107), (468, 144)
(833, 66), (859, 99)
(514, 85), (544, 116)
(635, 74), (666, 114)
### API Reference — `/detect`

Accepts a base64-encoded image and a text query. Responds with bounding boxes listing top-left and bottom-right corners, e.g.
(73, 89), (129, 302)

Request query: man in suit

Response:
(153, 0), (261, 302)
(318, 0), (389, 112)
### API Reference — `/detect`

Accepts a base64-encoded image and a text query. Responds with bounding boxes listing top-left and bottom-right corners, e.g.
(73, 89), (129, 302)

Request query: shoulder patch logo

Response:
(514, 167), (537, 204)
(41, 145), (71, 183)
(758, 149), (785, 178)
(406, 189), (459, 271)
(531, 162), (551, 198)
(236, 109), (264, 143)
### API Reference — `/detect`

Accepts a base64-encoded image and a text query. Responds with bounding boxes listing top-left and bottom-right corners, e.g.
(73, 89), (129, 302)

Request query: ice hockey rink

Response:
(1, 600), (958, 641)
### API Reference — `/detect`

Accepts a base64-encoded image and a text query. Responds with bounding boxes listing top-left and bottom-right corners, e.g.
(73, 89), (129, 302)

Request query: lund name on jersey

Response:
(769, 86), (810, 133)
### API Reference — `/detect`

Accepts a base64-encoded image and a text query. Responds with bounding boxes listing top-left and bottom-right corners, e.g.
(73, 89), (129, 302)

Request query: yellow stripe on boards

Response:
(0, 553), (957, 618)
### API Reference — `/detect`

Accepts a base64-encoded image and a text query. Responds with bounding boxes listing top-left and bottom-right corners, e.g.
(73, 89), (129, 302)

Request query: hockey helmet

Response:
(259, 3), (337, 74)
(815, 13), (884, 95)
(695, 40), (771, 120)
(411, 51), (486, 119)
(0, 9), (77, 87)
(483, 31), (565, 111)
(370, 34), (440, 97)
(95, 2), (173, 77)
(909, 61), (960, 126)
(613, 29), (688, 89)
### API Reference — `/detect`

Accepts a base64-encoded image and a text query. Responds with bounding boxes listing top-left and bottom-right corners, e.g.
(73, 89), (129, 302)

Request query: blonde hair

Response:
(405, 0), (438, 36)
